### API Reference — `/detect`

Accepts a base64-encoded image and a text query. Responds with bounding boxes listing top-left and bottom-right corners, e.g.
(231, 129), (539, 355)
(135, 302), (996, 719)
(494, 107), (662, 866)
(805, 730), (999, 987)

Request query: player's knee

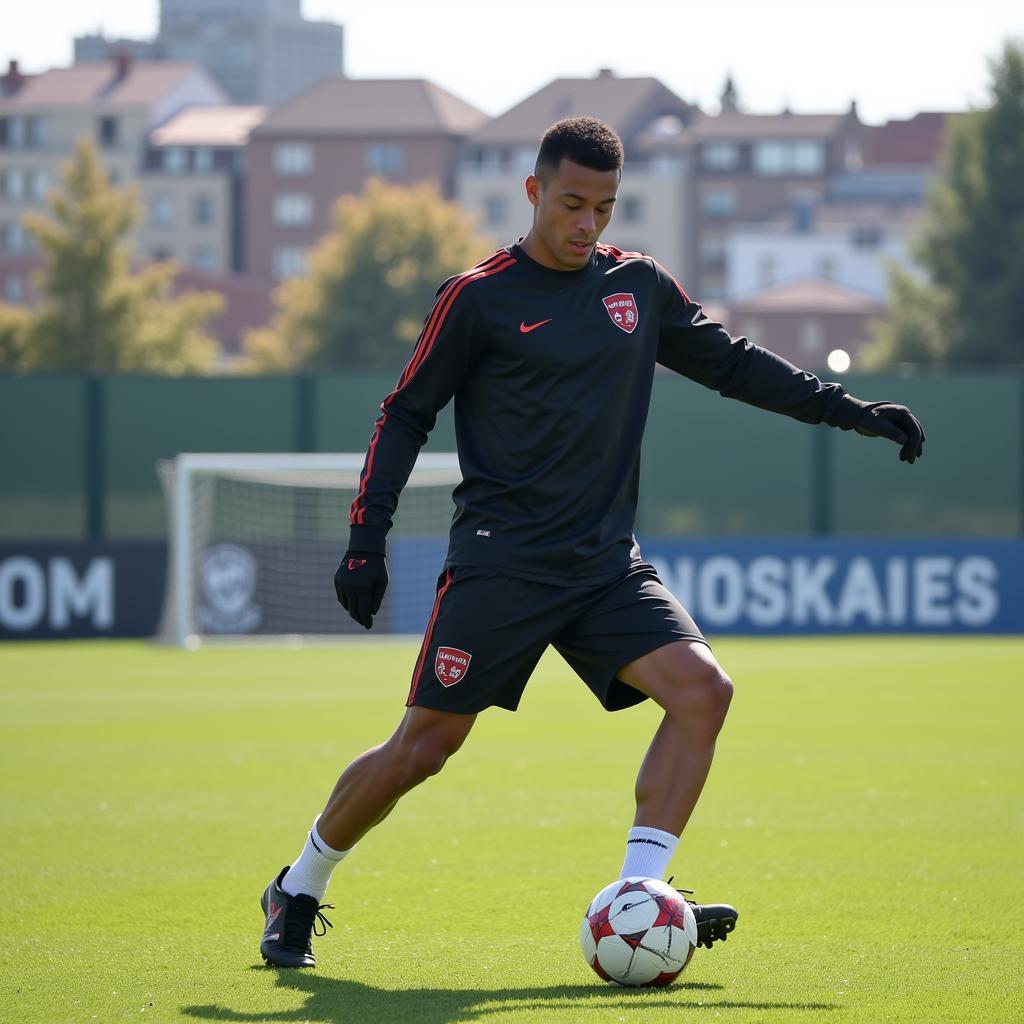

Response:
(675, 659), (733, 734)
(399, 728), (466, 785)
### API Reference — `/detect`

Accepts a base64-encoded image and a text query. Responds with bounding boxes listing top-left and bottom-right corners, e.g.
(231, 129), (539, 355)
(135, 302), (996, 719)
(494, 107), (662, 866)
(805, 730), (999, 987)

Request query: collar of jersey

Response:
(509, 240), (599, 278)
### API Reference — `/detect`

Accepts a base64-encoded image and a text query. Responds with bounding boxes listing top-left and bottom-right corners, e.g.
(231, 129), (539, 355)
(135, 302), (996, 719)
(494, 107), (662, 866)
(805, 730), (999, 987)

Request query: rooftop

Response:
(469, 70), (694, 146)
(150, 106), (267, 147)
(731, 278), (886, 314)
(0, 60), (226, 108)
(864, 111), (956, 166)
(255, 77), (487, 136)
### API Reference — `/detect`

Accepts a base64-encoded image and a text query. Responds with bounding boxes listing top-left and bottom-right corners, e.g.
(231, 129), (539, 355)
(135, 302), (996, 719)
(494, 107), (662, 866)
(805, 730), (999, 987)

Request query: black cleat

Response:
(668, 878), (739, 949)
(259, 867), (334, 968)
(690, 901), (739, 948)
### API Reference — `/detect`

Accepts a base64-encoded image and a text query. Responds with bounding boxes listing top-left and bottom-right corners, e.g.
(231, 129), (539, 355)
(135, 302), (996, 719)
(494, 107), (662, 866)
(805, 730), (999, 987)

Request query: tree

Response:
(243, 179), (491, 372)
(866, 40), (1024, 367)
(0, 303), (32, 370)
(13, 137), (221, 373)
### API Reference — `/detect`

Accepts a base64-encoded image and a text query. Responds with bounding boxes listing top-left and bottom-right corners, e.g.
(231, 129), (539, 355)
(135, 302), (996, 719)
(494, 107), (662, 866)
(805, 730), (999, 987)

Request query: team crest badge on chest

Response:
(602, 293), (638, 334)
(435, 647), (471, 687)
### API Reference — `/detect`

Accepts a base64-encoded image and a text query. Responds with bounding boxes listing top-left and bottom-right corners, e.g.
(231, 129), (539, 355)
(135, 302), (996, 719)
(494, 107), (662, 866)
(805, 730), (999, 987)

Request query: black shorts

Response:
(405, 563), (707, 714)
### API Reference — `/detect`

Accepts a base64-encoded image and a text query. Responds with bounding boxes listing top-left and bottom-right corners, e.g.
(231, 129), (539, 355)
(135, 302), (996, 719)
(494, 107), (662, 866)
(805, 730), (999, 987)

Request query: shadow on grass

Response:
(183, 968), (839, 1023)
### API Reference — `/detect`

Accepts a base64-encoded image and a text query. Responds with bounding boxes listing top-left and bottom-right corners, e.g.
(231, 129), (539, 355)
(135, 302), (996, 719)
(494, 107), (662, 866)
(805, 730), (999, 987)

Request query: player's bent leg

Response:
(619, 639), (732, 835)
(261, 706), (477, 968)
(618, 641), (738, 948)
(319, 705), (478, 851)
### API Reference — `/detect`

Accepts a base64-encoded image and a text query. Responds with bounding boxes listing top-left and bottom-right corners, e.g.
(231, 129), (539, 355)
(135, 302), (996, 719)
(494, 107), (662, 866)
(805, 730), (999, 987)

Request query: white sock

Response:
(619, 826), (679, 880)
(281, 817), (351, 901)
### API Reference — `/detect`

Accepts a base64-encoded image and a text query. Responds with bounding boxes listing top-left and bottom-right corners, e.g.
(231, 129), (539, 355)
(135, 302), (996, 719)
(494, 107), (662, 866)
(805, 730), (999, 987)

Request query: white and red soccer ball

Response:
(580, 877), (699, 986)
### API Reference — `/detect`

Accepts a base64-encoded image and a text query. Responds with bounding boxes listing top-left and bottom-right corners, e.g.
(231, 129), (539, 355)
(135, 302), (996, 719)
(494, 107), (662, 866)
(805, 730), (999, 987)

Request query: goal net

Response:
(156, 452), (461, 646)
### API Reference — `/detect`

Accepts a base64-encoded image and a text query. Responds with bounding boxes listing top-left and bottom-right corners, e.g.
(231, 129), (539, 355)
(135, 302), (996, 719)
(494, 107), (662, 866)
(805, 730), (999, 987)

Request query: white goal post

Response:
(157, 452), (462, 647)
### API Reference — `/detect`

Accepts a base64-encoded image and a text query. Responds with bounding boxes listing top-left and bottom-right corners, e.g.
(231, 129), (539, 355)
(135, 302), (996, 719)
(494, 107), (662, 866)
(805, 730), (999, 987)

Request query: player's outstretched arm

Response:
(652, 264), (925, 466)
(852, 401), (925, 464)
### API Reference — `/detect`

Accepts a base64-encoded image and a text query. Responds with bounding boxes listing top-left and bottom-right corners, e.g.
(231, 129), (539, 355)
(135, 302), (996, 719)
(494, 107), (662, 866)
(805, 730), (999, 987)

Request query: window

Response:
(699, 232), (727, 269)
(366, 143), (404, 176)
(1, 221), (26, 252)
(621, 196), (643, 223)
(24, 116), (45, 148)
(476, 147), (506, 172)
(701, 190), (736, 219)
(0, 168), (24, 200)
(816, 254), (836, 281)
(189, 245), (216, 271)
(852, 225), (884, 248)
(28, 168), (48, 202)
(163, 147), (187, 173)
(98, 116), (119, 149)
(0, 118), (7, 148)
(701, 141), (740, 171)
(149, 194), (175, 226)
(151, 247), (173, 262)
(758, 253), (778, 287)
(273, 245), (308, 280)
(791, 196), (815, 232)
(273, 142), (312, 176)
(3, 273), (23, 303)
(273, 193), (312, 227)
(798, 318), (824, 354)
(483, 195), (507, 227)
(752, 140), (825, 176)
(193, 147), (214, 172)
(193, 194), (215, 225)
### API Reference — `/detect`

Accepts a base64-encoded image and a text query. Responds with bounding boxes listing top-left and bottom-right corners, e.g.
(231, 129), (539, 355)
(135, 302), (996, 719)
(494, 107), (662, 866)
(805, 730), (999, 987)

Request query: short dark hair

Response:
(535, 117), (624, 180)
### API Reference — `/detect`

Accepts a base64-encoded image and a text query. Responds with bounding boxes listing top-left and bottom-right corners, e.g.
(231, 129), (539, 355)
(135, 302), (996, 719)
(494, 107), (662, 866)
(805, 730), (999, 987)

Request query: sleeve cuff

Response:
(347, 524), (388, 555)
(825, 394), (872, 431)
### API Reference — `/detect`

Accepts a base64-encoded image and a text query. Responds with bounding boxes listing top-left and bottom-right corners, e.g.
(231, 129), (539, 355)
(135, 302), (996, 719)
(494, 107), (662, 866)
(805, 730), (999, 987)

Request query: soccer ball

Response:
(580, 877), (699, 986)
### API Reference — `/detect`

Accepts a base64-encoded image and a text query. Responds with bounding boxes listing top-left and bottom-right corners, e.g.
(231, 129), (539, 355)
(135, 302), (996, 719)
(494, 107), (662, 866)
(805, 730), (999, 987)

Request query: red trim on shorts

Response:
(406, 569), (454, 706)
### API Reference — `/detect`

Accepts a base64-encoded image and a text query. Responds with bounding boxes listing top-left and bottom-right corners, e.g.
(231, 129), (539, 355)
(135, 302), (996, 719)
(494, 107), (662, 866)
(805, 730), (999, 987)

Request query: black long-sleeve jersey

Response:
(349, 241), (869, 585)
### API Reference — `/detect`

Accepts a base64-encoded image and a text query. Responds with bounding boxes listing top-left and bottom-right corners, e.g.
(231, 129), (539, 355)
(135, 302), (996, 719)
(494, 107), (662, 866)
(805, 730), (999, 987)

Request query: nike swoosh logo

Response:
(519, 319), (552, 334)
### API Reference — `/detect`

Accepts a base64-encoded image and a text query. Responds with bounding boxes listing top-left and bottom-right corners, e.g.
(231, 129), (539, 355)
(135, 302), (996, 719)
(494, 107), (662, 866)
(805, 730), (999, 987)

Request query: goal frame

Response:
(161, 451), (461, 648)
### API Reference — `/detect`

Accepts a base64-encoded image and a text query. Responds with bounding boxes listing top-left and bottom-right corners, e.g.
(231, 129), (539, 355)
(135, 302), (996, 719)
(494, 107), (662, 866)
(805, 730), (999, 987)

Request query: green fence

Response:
(1, 372), (1021, 540)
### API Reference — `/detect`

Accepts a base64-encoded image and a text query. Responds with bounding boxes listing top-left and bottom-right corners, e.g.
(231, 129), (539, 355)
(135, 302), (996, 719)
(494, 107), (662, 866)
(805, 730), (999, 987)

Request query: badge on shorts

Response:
(602, 292), (638, 334)
(435, 647), (472, 687)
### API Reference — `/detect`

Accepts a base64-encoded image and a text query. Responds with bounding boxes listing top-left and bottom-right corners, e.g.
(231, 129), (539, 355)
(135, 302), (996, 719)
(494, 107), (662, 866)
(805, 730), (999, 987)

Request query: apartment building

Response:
(456, 70), (697, 277)
(0, 57), (226, 304)
(246, 77), (487, 281)
(142, 104), (267, 272)
(648, 105), (869, 303)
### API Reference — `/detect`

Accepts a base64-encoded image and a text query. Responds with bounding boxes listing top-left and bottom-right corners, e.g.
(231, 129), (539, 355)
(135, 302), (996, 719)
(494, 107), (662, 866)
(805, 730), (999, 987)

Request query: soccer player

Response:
(259, 117), (925, 968)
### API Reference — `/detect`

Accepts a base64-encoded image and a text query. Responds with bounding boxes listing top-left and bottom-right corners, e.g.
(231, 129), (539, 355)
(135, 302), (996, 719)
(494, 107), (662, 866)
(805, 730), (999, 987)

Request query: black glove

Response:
(334, 551), (389, 629)
(854, 402), (926, 464)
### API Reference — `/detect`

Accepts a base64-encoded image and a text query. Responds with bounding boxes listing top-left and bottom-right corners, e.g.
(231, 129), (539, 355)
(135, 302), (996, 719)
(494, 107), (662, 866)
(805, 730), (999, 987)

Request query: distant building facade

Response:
(142, 105), (267, 273)
(0, 57), (227, 303)
(645, 105), (869, 303)
(456, 69), (697, 279)
(246, 77), (487, 281)
(74, 0), (345, 107)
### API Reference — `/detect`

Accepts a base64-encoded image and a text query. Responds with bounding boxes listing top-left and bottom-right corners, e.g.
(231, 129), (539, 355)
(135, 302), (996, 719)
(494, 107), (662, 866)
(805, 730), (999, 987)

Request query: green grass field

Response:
(1, 638), (1021, 1024)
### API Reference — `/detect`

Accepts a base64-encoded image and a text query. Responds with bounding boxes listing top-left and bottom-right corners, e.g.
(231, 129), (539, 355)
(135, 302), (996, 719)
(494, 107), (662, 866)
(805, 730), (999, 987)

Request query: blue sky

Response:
(4, 0), (1023, 123)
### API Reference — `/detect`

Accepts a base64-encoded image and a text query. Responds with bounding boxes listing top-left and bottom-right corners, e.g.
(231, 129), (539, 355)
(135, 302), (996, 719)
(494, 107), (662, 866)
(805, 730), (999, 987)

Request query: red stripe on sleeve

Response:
(406, 570), (454, 705)
(348, 252), (515, 526)
(395, 250), (509, 392)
